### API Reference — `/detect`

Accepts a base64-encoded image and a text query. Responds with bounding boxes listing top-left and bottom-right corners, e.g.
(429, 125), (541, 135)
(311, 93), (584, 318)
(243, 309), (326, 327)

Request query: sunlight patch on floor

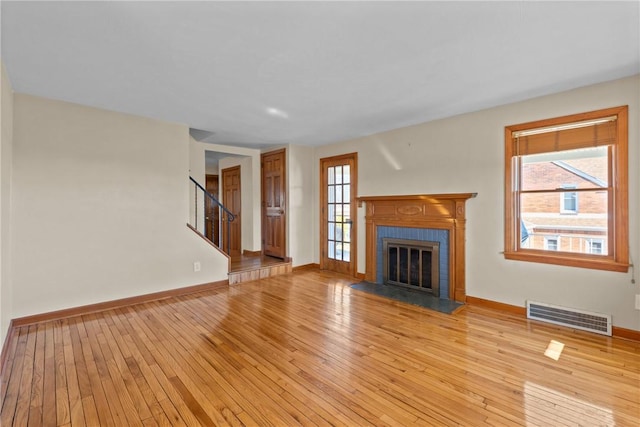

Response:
(524, 381), (615, 426)
(332, 284), (352, 328)
(544, 339), (565, 361)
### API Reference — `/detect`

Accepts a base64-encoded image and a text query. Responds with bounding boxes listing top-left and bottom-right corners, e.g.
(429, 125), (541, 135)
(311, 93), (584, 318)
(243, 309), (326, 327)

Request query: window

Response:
(560, 185), (578, 214)
(587, 239), (604, 255)
(504, 106), (628, 272)
(326, 164), (352, 262)
(544, 237), (559, 251)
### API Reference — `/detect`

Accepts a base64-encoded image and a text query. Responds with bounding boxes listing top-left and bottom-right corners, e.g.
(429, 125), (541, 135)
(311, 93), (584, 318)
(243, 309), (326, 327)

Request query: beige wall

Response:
(189, 136), (207, 188)
(287, 144), (315, 266)
(0, 63), (14, 345)
(205, 163), (219, 176)
(11, 94), (229, 318)
(315, 75), (640, 331)
(189, 137), (205, 234)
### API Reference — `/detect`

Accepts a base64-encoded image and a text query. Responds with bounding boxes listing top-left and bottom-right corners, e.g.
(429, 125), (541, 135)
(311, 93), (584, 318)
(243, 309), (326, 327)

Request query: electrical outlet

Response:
(193, 261), (201, 272)
(635, 294), (640, 310)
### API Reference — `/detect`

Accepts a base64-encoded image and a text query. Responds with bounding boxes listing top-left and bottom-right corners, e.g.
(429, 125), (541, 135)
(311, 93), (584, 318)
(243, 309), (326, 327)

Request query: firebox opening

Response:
(382, 238), (440, 297)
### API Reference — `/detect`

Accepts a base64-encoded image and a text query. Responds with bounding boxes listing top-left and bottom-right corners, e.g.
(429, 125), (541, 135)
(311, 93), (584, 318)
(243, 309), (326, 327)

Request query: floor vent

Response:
(526, 301), (612, 336)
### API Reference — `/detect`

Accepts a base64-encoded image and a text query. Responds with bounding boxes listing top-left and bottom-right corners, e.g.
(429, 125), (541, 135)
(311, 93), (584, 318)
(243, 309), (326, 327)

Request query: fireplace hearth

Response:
(383, 238), (439, 296)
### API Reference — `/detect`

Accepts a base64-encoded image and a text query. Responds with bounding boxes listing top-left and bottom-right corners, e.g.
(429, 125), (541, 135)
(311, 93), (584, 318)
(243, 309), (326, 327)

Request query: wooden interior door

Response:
(320, 153), (357, 276)
(204, 174), (219, 244)
(222, 166), (241, 257)
(262, 149), (286, 259)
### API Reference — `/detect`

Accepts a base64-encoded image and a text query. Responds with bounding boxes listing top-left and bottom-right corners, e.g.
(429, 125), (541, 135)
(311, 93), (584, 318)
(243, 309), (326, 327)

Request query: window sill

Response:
(504, 250), (629, 272)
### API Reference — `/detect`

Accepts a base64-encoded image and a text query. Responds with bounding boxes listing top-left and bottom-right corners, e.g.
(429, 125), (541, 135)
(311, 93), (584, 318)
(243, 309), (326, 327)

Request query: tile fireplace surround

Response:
(357, 193), (476, 302)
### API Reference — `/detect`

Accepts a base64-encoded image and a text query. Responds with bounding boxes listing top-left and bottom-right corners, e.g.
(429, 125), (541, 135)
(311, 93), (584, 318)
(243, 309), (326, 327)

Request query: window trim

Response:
(504, 106), (629, 272)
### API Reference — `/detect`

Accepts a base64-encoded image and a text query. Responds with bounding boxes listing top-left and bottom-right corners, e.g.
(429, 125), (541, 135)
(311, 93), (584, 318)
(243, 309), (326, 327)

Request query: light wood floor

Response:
(1, 270), (639, 426)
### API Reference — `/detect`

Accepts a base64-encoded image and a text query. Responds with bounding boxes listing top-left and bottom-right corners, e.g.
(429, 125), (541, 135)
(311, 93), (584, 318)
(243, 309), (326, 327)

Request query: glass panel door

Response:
(321, 154), (357, 275)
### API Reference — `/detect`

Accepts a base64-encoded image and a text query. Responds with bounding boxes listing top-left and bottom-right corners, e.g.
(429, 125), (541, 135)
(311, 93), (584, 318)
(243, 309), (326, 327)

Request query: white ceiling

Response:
(2, 1), (639, 149)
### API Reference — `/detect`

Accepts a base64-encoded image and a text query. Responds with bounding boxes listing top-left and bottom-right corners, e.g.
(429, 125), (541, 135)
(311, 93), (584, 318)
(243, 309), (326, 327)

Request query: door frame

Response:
(222, 165), (241, 257)
(261, 148), (287, 259)
(205, 174), (219, 245)
(319, 152), (358, 277)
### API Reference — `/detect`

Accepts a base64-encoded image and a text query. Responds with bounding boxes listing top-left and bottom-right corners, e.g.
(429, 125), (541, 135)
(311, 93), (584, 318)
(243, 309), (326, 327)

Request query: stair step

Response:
(228, 261), (292, 285)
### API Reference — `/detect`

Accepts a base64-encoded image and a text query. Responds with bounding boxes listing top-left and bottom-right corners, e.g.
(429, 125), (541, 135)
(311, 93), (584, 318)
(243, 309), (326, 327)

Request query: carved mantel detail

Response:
(357, 193), (477, 302)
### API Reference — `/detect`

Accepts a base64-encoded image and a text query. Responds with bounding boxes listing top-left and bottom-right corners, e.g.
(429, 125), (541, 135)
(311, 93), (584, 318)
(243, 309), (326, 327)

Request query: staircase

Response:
(188, 177), (292, 285)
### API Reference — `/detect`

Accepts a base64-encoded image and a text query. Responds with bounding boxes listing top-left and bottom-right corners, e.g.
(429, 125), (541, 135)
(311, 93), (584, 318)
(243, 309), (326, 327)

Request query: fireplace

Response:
(383, 238), (440, 296)
(357, 193), (476, 302)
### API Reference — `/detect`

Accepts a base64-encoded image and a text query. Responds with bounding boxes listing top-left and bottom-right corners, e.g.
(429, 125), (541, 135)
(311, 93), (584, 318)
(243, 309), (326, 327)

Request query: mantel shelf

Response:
(357, 193), (477, 207)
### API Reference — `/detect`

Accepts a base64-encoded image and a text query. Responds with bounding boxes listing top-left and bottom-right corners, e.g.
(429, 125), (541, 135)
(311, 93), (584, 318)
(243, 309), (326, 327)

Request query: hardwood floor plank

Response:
(93, 319), (144, 427)
(147, 364), (203, 427)
(2, 270), (639, 426)
(79, 396), (100, 427)
(82, 315), (128, 426)
(155, 313), (317, 426)
(67, 320), (92, 401)
(72, 321), (114, 427)
(175, 292), (370, 426)
(227, 278), (482, 424)
(167, 376), (218, 427)
(203, 332), (363, 425)
(0, 326), (29, 425)
(94, 313), (152, 422)
(154, 398), (187, 427)
(1, 325), (20, 403)
(114, 309), (206, 426)
(67, 324), (99, 426)
(144, 300), (286, 426)
(27, 323), (45, 427)
(13, 325), (37, 426)
(53, 322), (70, 426)
(41, 323), (56, 427)
(200, 280), (470, 421)
(108, 309), (172, 410)
(61, 319), (86, 427)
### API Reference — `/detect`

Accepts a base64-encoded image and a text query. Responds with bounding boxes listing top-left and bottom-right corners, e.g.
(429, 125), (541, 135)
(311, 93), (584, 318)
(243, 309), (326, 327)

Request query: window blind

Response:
(513, 118), (617, 156)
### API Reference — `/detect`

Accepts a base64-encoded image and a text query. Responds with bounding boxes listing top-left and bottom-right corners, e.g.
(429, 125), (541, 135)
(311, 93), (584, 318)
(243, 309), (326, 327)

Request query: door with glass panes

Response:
(320, 153), (357, 276)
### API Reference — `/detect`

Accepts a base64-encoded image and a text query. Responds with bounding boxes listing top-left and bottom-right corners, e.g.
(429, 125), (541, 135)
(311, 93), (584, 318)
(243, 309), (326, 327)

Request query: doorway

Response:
(261, 149), (287, 259)
(320, 153), (357, 276)
(222, 165), (241, 257)
(205, 174), (219, 245)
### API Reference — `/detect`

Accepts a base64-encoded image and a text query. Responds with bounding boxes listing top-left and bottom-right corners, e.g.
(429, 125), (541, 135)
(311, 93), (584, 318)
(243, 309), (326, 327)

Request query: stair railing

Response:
(189, 176), (235, 254)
